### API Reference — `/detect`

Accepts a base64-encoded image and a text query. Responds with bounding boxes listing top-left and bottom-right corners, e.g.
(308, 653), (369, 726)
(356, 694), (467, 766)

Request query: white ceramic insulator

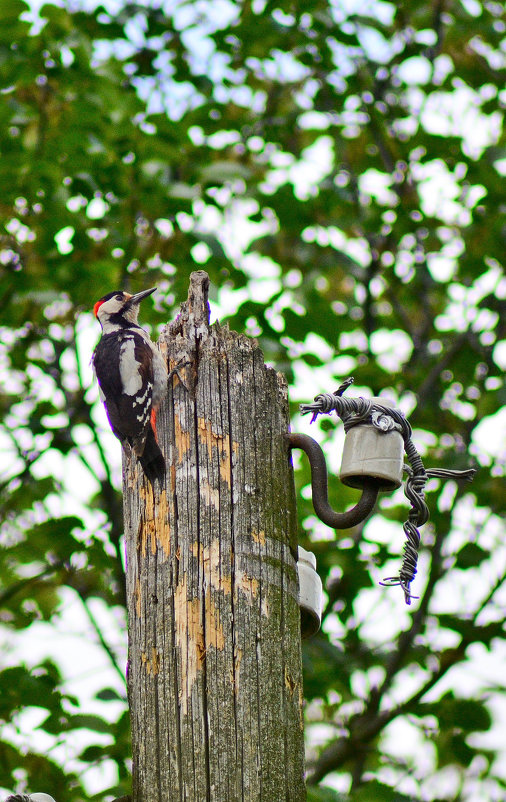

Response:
(297, 546), (322, 638)
(339, 398), (404, 491)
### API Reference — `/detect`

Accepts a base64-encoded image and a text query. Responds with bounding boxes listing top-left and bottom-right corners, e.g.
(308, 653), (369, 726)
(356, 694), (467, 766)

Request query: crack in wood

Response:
(174, 573), (225, 715)
(141, 647), (160, 676)
(197, 415), (238, 487)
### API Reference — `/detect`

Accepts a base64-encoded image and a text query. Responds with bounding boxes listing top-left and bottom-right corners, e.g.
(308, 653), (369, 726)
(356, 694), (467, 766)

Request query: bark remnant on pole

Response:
(123, 271), (305, 801)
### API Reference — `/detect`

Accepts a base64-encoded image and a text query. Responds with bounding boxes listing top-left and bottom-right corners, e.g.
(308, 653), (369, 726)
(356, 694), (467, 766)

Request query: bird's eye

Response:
(116, 294), (123, 300)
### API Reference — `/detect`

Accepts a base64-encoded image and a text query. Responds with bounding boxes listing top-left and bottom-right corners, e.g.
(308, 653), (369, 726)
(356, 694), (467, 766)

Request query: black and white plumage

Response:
(92, 287), (167, 485)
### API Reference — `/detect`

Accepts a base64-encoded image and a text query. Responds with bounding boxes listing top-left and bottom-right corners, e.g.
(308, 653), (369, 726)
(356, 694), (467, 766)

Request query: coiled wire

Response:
(300, 377), (476, 604)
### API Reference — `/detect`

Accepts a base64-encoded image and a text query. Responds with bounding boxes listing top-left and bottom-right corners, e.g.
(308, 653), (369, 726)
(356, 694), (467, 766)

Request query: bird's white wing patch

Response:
(119, 338), (144, 395)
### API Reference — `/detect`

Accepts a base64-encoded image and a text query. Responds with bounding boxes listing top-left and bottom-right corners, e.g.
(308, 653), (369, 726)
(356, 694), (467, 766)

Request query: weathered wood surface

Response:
(123, 271), (305, 801)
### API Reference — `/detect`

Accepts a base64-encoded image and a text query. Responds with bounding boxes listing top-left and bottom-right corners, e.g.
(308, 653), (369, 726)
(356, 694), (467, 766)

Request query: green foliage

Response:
(0, 0), (504, 800)
(350, 782), (416, 802)
(307, 787), (347, 801)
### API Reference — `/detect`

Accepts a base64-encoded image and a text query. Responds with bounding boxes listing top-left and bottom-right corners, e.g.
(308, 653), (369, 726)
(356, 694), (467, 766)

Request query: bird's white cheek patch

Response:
(120, 339), (143, 395)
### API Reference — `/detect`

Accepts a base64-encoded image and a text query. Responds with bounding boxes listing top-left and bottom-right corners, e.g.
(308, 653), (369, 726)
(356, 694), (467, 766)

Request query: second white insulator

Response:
(30, 795), (57, 802)
(297, 546), (322, 639)
(339, 398), (404, 491)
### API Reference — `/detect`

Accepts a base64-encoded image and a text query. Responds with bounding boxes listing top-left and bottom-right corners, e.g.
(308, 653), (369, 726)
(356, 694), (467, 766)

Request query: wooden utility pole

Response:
(122, 271), (305, 801)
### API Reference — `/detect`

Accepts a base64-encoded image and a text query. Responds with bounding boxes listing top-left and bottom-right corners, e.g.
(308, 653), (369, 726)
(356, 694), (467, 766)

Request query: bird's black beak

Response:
(129, 287), (157, 304)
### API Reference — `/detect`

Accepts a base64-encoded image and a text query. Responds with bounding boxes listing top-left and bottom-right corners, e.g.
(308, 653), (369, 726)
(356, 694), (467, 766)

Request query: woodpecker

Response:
(92, 287), (167, 485)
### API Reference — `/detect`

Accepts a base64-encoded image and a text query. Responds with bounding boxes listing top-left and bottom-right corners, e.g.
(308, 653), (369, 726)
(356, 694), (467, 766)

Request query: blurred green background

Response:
(0, 1), (504, 799)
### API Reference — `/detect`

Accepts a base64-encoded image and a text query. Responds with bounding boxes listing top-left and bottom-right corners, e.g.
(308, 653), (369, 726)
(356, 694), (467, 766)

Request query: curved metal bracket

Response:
(288, 433), (379, 530)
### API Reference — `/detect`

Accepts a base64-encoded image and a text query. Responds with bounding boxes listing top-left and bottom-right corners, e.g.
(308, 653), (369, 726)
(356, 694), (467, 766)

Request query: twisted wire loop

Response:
(300, 377), (476, 605)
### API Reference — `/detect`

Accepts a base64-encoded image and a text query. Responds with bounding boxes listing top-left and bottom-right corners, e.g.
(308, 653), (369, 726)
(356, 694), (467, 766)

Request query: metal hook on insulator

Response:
(287, 432), (379, 530)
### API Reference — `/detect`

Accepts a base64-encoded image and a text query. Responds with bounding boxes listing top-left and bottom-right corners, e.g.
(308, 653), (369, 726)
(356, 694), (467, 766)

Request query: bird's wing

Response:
(93, 331), (154, 441)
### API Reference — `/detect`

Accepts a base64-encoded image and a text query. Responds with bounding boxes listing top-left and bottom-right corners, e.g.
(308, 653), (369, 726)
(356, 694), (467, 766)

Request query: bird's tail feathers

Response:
(139, 427), (165, 485)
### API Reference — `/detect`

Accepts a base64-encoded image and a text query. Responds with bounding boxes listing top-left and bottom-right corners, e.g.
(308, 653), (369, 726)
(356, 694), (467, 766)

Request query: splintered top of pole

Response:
(167, 270), (211, 340)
